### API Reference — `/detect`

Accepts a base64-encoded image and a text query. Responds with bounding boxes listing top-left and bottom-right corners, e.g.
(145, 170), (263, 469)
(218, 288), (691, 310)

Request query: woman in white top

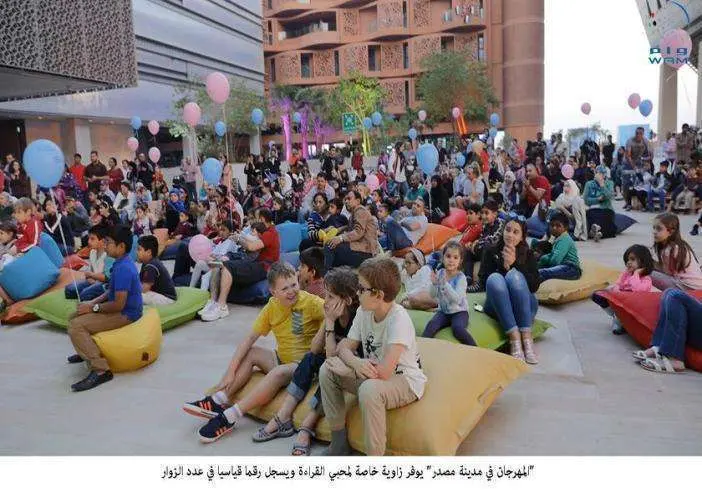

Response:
(113, 181), (136, 222)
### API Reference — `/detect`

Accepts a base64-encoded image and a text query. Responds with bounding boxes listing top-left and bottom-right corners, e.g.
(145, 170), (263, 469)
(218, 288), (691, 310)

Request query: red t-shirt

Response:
(16, 217), (43, 253)
(69, 164), (86, 191)
(460, 221), (483, 246)
(526, 175), (552, 208)
(480, 150), (489, 174)
(257, 225), (280, 271)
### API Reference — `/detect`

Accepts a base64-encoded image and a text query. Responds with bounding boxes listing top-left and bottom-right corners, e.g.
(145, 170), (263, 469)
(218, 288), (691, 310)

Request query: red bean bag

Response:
(63, 254), (88, 271)
(597, 289), (702, 372)
(77, 246), (91, 259)
(441, 208), (468, 232)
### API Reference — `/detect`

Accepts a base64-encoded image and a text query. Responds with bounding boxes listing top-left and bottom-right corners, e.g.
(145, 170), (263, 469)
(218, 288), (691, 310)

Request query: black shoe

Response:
(198, 413), (236, 443)
(71, 370), (113, 392)
(183, 396), (225, 419)
(67, 354), (84, 364)
(692, 225), (699, 236)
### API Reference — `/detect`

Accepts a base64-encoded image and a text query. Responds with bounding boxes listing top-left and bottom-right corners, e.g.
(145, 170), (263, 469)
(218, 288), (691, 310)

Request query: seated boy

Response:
(459, 202), (483, 247)
(137, 235), (178, 305)
(0, 221), (17, 271)
(299, 246), (326, 298)
(183, 262), (324, 443)
(319, 257), (427, 456)
(537, 212), (582, 282)
(65, 225), (114, 301)
(66, 225), (143, 392)
(463, 199), (504, 284)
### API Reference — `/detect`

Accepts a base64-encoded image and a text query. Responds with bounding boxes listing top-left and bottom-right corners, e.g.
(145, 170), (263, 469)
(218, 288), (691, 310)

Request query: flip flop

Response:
(252, 415), (294, 443)
(640, 356), (685, 374)
(291, 427), (315, 456)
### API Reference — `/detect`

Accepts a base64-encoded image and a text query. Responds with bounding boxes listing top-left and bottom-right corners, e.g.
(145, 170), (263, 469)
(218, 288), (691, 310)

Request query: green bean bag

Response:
(407, 292), (553, 350)
(25, 287), (209, 331)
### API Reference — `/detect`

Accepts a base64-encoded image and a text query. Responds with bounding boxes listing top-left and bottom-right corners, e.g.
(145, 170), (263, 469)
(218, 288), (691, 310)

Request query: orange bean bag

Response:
(393, 224), (460, 257)
(63, 254), (88, 271)
(597, 289), (702, 372)
(441, 207), (468, 232)
(2, 269), (86, 324)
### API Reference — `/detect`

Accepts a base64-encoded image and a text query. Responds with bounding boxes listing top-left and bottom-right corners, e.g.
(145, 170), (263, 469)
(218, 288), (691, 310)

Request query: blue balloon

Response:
(456, 153), (466, 167)
(23, 139), (64, 188)
(489, 113), (500, 126)
(292, 111), (302, 124)
(639, 99), (653, 117)
(416, 143), (439, 175)
(251, 108), (264, 126)
(202, 157), (223, 186)
(371, 111), (382, 126)
(362, 117), (373, 130)
(130, 116), (142, 131)
(214, 121), (226, 137)
(489, 126), (498, 138)
(408, 128), (418, 140)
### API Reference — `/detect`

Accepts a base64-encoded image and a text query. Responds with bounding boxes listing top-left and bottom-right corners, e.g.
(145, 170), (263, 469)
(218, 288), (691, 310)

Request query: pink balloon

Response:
(148, 147), (161, 164)
(147, 120), (160, 136)
(365, 174), (379, 192)
(126, 137), (138, 152)
(183, 102), (202, 127)
(561, 163), (574, 180)
(188, 234), (213, 262)
(659, 28), (692, 70)
(451, 107), (461, 119)
(206, 72), (231, 104)
(418, 110), (427, 122)
(581, 102), (591, 115)
(627, 93), (641, 109)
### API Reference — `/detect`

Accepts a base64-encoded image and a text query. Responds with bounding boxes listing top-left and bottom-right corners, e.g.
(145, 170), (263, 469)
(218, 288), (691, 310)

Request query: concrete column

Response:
(74, 120), (92, 159)
(657, 63), (677, 137)
(182, 133), (196, 162)
(697, 39), (702, 126)
(249, 130), (261, 156)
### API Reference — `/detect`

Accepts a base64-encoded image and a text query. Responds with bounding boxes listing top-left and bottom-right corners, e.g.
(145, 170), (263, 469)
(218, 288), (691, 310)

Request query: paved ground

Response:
(1, 203), (700, 456)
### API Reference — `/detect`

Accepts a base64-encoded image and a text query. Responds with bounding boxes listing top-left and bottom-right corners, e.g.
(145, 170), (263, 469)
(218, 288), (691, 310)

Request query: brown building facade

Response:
(263, 0), (543, 145)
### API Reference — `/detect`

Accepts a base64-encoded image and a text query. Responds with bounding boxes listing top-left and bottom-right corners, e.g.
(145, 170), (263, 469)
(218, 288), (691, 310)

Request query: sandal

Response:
(252, 415), (294, 443)
(632, 346), (659, 361)
(509, 339), (525, 362)
(291, 427), (315, 456)
(640, 356), (685, 374)
(522, 336), (539, 365)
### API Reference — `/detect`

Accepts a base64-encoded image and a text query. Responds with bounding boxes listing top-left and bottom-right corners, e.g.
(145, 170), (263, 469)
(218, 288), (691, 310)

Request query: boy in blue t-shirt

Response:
(66, 225), (143, 392)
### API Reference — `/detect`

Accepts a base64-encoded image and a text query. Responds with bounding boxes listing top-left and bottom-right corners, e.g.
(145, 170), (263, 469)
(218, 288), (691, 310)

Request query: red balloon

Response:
(628, 93), (641, 109)
(581, 103), (591, 115)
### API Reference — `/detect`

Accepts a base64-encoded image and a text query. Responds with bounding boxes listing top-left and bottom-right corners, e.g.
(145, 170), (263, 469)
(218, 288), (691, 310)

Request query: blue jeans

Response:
(287, 351), (326, 411)
(422, 310), (475, 346)
(323, 242), (372, 269)
(651, 288), (702, 361)
(538, 263), (582, 282)
(483, 269), (538, 333)
(64, 280), (106, 301)
(384, 217), (413, 251)
(646, 187), (666, 209)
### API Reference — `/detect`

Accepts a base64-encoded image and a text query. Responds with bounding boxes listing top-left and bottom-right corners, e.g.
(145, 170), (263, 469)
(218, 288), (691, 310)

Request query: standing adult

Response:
(107, 157), (123, 194)
(389, 142), (408, 198)
(180, 156), (199, 203)
(69, 153), (87, 192)
(626, 127), (652, 169)
(324, 190), (379, 269)
(84, 151), (108, 193)
(601, 135), (615, 167)
(351, 148), (363, 173)
(8, 160), (31, 198)
(675, 123), (695, 165)
(136, 153), (155, 189)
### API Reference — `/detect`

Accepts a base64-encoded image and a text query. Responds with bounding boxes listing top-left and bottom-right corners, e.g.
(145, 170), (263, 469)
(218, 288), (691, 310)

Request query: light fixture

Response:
(38, 116), (44, 120)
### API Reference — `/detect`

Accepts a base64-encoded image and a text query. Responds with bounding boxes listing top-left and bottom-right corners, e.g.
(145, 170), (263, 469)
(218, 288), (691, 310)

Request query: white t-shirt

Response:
(348, 304), (427, 399)
(401, 215), (428, 245)
(402, 265), (432, 296)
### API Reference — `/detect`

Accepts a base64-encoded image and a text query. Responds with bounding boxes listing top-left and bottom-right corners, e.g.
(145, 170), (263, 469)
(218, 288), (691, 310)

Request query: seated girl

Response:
(132, 203), (152, 237)
(252, 267), (359, 455)
(537, 212), (582, 282)
(189, 220), (238, 291)
(398, 248), (435, 310)
(422, 242), (475, 346)
(592, 244), (654, 334)
(651, 213), (702, 291)
(42, 199), (74, 256)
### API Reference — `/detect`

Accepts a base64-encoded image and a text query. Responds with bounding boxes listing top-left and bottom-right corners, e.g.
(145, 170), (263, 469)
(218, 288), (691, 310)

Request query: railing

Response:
(281, 21), (336, 40)
(269, 0), (311, 10)
(442, 2), (484, 24)
(365, 14), (407, 34)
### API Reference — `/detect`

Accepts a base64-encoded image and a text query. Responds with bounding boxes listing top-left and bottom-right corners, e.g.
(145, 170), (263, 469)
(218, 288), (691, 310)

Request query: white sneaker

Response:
(198, 300), (215, 316)
(201, 304), (230, 322)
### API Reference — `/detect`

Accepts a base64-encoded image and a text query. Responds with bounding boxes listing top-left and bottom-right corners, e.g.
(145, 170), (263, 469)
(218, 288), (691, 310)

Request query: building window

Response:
(267, 0), (272, 9)
(368, 46), (378, 72)
(478, 33), (485, 61)
(404, 80), (410, 106)
(403, 42), (409, 69)
(334, 50), (340, 76)
(301, 53), (311, 78)
(270, 59), (276, 82)
(403, 1), (407, 27)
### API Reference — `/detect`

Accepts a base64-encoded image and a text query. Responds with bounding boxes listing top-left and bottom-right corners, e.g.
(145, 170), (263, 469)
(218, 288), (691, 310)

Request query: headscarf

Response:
(409, 247), (425, 267)
(168, 190), (186, 214)
(556, 179), (580, 207)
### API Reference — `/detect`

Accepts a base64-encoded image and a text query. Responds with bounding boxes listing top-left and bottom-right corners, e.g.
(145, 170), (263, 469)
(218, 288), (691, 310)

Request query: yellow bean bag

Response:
(234, 338), (528, 455)
(92, 309), (162, 373)
(536, 259), (620, 305)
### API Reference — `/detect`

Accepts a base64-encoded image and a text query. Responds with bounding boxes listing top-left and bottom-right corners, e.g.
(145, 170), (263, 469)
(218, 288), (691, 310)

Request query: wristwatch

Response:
(92, 303), (101, 313)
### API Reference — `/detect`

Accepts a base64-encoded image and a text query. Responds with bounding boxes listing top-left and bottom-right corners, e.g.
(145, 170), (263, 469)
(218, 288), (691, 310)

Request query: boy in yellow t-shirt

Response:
(183, 262), (325, 443)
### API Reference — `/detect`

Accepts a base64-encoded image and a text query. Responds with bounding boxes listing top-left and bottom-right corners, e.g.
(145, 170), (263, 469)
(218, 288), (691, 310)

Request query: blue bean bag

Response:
(0, 247), (60, 300)
(526, 215), (548, 239)
(227, 279), (270, 305)
(160, 242), (180, 261)
(281, 251), (300, 269)
(39, 233), (65, 268)
(276, 221), (305, 253)
(129, 234), (139, 262)
(614, 213), (637, 234)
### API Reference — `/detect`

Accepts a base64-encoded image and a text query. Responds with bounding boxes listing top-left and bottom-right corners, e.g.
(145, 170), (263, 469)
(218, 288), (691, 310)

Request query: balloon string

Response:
(50, 189), (81, 303)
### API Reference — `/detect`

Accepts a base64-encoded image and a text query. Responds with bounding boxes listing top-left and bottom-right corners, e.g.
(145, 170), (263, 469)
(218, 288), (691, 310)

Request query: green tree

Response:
(167, 77), (264, 161)
(326, 72), (386, 155)
(416, 51), (498, 125)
